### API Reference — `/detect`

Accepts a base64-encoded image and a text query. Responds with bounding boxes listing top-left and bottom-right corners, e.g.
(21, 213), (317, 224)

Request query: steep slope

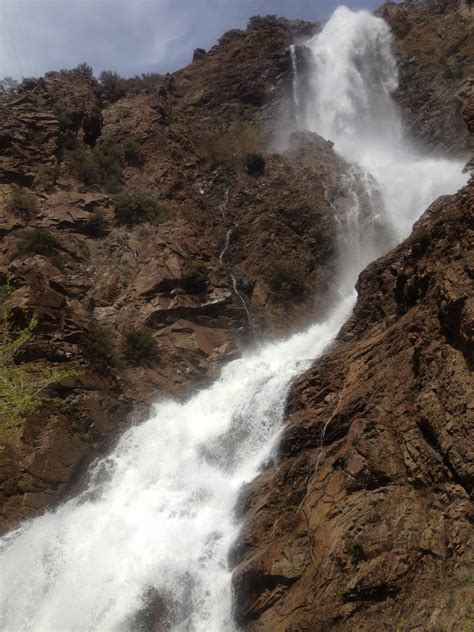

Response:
(232, 178), (473, 631)
(0, 20), (348, 532)
(0, 4), (471, 629)
(378, 0), (473, 157)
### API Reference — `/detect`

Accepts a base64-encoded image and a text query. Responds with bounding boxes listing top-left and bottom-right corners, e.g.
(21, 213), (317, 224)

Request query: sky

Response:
(1, 0), (387, 80)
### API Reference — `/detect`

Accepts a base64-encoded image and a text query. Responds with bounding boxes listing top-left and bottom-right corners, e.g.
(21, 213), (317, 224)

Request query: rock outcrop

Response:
(232, 174), (473, 632)
(378, 0), (473, 157)
(0, 21), (348, 531)
(0, 2), (472, 630)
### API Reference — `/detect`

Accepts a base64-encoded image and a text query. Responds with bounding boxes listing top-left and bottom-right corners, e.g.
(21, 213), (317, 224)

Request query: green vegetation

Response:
(6, 187), (39, 220)
(66, 136), (144, 192)
(122, 138), (144, 167)
(81, 210), (109, 237)
(269, 262), (305, 299)
(247, 15), (278, 30)
(245, 152), (265, 176)
(0, 284), (75, 448)
(35, 164), (61, 191)
(199, 119), (265, 168)
(79, 321), (115, 367)
(124, 329), (159, 366)
(99, 70), (163, 102)
(13, 228), (62, 259)
(113, 188), (171, 226)
(66, 141), (123, 192)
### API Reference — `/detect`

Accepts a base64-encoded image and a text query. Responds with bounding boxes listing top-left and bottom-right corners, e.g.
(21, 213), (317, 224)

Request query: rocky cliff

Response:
(0, 16), (348, 531)
(232, 178), (473, 632)
(230, 2), (474, 631)
(0, 1), (472, 629)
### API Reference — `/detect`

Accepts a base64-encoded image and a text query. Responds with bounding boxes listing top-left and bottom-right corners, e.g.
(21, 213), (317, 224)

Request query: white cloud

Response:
(0, 0), (383, 79)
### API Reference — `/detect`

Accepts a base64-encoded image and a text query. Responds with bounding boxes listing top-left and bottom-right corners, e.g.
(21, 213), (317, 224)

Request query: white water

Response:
(0, 7), (468, 632)
(303, 6), (467, 240)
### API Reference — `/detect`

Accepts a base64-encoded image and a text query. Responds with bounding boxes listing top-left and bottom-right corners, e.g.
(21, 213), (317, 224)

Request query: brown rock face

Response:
(231, 181), (474, 631)
(0, 19), (349, 532)
(378, 0), (473, 157)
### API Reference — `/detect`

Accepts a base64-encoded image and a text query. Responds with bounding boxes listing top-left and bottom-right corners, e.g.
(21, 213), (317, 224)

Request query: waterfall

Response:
(0, 7), (468, 632)
(302, 6), (467, 241)
(289, 44), (301, 128)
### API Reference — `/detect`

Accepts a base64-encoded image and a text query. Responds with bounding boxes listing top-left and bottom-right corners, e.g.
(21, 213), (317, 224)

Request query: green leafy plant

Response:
(66, 140), (123, 193)
(13, 228), (62, 259)
(99, 70), (162, 101)
(0, 285), (76, 448)
(6, 187), (39, 220)
(124, 329), (159, 366)
(113, 188), (171, 226)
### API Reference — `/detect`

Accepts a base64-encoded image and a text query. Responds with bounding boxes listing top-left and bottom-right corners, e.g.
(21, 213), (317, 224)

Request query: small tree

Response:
(6, 187), (39, 220)
(99, 70), (127, 102)
(114, 188), (170, 226)
(13, 228), (61, 259)
(0, 285), (75, 447)
(124, 329), (159, 366)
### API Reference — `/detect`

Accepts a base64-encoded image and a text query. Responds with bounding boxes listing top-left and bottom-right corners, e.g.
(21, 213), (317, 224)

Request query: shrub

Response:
(124, 329), (159, 366)
(0, 288), (75, 447)
(245, 152), (265, 176)
(247, 15), (278, 30)
(81, 210), (109, 237)
(67, 140), (123, 192)
(99, 70), (127, 102)
(35, 164), (61, 190)
(181, 260), (208, 293)
(14, 228), (61, 259)
(269, 262), (305, 299)
(122, 138), (144, 166)
(6, 187), (39, 220)
(199, 119), (265, 167)
(73, 62), (95, 81)
(99, 70), (162, 100)
(79, 321), (115, 366)
(113, 188), (170, 226)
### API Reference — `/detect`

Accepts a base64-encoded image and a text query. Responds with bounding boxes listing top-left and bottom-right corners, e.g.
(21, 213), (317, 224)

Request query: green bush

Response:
(122, 138), (144, 166)
(245, 152), (265, 176)
(6, 187), (39, 220)
(99, 70), (162, 101)
(14, 228), (61, 259)
(67, 140), (123, 193)
(79, 321), (115, 367)
(67, 136), (143, 191)
(99, 70), (127, 102)
(81, 210), (109, 237)
(124, 329), (159, 366)
(0, 289), (75, 447)
(199, 119), (265, 167)
(113, 188), (170, 226)
(269, 263), (305, 299)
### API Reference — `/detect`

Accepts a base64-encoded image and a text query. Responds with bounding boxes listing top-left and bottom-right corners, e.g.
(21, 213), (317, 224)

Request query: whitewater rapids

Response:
(0, 6), (468, 632)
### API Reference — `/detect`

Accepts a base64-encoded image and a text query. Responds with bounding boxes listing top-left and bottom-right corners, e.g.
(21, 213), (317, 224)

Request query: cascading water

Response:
(302, 6), (467, 240)
(0, 7), (468, 632)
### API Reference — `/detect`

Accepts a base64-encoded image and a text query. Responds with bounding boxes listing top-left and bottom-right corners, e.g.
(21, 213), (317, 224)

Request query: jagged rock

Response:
(232, 180), (474, 631)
